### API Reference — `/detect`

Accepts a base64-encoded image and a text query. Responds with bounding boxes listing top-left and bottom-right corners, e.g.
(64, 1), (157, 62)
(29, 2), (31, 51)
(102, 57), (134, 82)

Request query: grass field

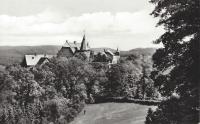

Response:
(70, 103), (157, 124)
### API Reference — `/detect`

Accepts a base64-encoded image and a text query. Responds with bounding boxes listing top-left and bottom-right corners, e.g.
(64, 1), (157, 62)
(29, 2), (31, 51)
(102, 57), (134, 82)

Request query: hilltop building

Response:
(103, 48), (120, 64)
(21, 33), (120, 67)
(92, 48), (120, 64)
(57, 34), (91, 60)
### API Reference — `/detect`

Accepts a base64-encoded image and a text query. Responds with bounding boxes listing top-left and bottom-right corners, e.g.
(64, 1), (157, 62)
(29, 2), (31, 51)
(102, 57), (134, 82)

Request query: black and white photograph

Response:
(0, 0), (199, 124)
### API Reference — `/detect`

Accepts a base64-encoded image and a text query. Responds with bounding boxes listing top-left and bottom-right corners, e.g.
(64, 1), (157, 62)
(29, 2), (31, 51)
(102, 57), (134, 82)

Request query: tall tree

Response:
(146, 0), (200, 123)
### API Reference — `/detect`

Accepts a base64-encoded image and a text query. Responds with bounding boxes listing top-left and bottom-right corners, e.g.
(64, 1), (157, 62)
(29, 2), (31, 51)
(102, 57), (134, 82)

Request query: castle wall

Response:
(112, 56), (120, 64)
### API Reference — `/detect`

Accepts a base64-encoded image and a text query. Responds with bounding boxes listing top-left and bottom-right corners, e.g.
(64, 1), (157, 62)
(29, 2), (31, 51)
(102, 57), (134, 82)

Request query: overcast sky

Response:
(0, 0), (164, 50)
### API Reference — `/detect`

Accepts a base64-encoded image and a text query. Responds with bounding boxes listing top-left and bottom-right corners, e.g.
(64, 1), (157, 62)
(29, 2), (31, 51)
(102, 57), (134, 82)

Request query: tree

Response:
(74, 52), (88, 61)
(105, 61), (142, 98)
(146, 0), (199, 123)
(0, 58), (89, 124)
(138, 67), (152, 99)
(105, 64), (124, 97)
(121, 61), (141, 98)
(44, 57), (88, 101)
(93, 52), (109, 62)
(0, 65), (46, 124)
(88, 62), (108, 100)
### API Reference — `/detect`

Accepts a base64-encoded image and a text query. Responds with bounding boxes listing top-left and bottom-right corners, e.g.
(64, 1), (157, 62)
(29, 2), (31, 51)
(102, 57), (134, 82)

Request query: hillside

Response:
(120, 48), (156, 57)
(0, 46), (156, 66)
(0, 46), (61, 65)
(90, 47), (116, 53)
(91, 47), (156, 57)
(70, 103), (156, 124)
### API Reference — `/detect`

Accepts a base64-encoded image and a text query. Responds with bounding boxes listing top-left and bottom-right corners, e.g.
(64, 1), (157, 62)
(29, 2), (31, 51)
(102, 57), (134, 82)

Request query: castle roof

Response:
(62, 34), (90, 53)
(104, 49), (114, 56)
(80, 34), (90, 51)
(63, 41), (81, 49)
(62, 41), (82, 53)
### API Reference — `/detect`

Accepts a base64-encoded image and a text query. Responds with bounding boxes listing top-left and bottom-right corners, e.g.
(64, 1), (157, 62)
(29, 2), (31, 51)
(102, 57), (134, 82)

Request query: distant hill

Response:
(0, 46), (156, 66)
(0, 46), (61, 66)
(120, 48), (156, 57)
(91, 47), (156, 57)
(90, 47), (116, 53)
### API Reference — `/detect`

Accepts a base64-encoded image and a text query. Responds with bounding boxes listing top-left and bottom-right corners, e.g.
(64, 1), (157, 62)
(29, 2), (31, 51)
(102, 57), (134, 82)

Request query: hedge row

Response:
(94, 97), (161, 106)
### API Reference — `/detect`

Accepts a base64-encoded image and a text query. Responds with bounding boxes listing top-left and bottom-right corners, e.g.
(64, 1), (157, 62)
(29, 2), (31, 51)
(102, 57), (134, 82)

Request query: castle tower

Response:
(77, 33), (91, 61)
(115, 47), (120, 56)
(80, 34), (89, 51)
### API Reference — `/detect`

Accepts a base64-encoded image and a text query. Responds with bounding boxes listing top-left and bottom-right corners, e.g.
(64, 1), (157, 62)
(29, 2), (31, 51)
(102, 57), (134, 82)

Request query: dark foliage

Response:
(146, 0), (200, 123)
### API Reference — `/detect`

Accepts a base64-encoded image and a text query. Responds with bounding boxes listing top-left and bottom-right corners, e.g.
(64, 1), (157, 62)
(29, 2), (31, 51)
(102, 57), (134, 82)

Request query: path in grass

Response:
(70, 103), (157, 124)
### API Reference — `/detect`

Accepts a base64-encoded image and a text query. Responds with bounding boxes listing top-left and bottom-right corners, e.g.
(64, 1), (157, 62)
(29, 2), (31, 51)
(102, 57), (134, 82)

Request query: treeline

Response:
(0, 53), (159, 124)
(88, 54), (160, 101)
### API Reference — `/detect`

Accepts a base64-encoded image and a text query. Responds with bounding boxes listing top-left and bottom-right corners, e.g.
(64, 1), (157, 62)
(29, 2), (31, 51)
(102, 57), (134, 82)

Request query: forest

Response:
(0, 51), (159, 124)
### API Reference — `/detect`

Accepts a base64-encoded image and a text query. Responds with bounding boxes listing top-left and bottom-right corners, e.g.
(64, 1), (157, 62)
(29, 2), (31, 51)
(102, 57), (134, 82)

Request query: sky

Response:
(0, 0), (164, 50)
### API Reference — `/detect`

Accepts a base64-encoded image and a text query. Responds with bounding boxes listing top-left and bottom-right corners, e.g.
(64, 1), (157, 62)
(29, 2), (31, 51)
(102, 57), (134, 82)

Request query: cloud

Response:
(0, 0), (153, 16)
(0, 9), (163, 50)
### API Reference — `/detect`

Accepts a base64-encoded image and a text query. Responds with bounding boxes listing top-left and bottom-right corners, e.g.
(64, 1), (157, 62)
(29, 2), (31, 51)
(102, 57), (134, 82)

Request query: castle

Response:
(57, 34), (91, 60)
(57, 34), (120, 64)
(22, 34), (120, 67)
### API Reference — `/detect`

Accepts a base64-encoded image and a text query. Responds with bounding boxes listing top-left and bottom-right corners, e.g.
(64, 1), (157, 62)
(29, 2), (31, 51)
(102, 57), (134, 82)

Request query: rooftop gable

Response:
(104, 49), (114, 56)
(25, 54), (53, 66)
(63, 41), (81, 49)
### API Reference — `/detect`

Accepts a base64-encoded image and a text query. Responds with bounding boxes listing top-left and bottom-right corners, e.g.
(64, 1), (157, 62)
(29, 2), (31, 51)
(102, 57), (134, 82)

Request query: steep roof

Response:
(36, 57), (49, 66)
(80, 35), (90, 51)
(63, 41), (82, 53)
(104, 49), (114, 56)
(25, 54), (53, 66)
(63, 41), (81, 49)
